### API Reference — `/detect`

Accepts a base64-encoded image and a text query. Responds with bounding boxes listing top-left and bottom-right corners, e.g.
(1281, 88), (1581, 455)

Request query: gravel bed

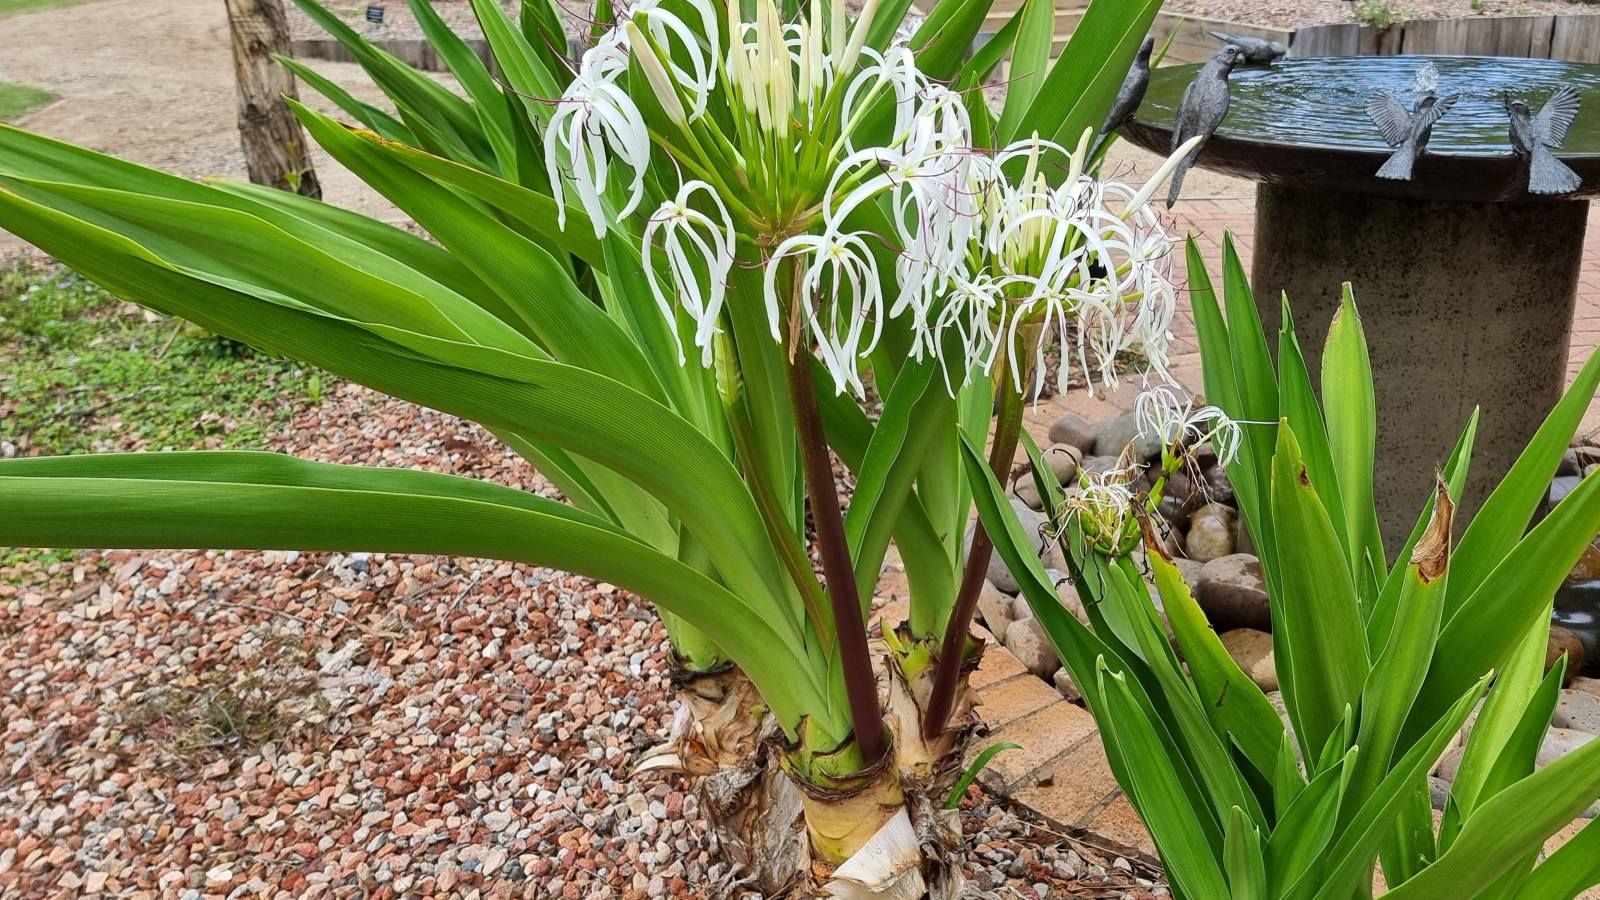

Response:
(1166, 0), (1600, 30)
(0, 367), (1162, 896)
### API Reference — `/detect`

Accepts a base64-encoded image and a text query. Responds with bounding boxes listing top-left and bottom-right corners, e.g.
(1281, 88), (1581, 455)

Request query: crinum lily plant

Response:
(0, 0), (1184, 891)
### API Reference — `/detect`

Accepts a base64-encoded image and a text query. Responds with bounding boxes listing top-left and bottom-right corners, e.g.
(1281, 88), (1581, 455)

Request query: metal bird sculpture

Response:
(1506, 86), (1583, 195)
(1208, 30), (1287, 65)
(1366, 89), (1458, 181)
(1168, 44), (1244, 208)
(1090, 36), (1155, 159)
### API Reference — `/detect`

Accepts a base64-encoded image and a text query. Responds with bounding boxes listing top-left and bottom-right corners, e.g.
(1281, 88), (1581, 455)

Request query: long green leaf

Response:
(1147, 538), (1283, 779)
(1383, 730), (1600, 899)
(996, 0), (1054, 142)
(1408, 470), (1600, 743)
(1271, 423), (1369, 762)
(1513, 816), (1600, 900)
(0, 187), (797, 643)
(1305, 674), (1490, 900)
(1448, 350), (1600, 620)
(1321, 285), (1385, 588)
(1016, 0), (1163, 161)
(0, 452), (824, 729)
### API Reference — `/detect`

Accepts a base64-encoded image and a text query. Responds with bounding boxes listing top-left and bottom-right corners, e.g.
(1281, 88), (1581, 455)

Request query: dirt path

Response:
(0, 0), (429, 252)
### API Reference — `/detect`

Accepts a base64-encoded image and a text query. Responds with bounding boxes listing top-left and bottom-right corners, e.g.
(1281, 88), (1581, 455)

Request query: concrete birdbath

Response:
(1121, 54), (1600, 549)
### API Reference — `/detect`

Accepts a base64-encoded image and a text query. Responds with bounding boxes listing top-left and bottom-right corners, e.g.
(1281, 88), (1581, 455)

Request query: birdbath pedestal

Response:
(1122, 55), (1600, 550)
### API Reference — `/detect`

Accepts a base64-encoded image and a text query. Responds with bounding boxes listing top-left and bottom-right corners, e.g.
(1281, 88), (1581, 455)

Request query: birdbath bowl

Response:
(1121, 55), (1599, 549)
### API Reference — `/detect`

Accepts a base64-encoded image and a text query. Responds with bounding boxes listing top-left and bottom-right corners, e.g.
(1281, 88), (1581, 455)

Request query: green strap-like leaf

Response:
(1447, 350), (1600, 621)
(1266, 746), (1355, 896)
(996, 0), (1054, 142)
(1407, 470), (1600, 745)
(1303, 674), (1490, 900)
(275, 55), (415, 144)
(1098, 663), (1232, 900)
(0, 452), (824, 730)
(1148, 546), (1283, 779)
(0, 187), (797, 644)
(1321, 285), (1386, 590)
(1224, 806), (1267, 900)
(1016, 0), (1164, 165)
(1511, 815), (1600, 900)
(1382, 726), (1600, 900)
(1346, 480), (1452, 817)
(1271, 423), (1370, 763)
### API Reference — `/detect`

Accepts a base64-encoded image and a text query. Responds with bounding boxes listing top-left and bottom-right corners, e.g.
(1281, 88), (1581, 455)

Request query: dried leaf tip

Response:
(1136, 511), (1174, 564)
(1412, 472), (1454, 583)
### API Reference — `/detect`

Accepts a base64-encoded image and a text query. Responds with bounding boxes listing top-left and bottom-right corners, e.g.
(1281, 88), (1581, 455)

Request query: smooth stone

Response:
(1196, 554), (1272, 632)
(1043, 443), (1082, 484)
(1554, 689), (1600, 734)
(1054, 578), (1090, 625)
(1157, 493), (1190, 528)
(1549, 626), (1588, 685)
(1052, 667), (1081, 702)
(1219, 628), (1277, 692)
(977, 580), (1013, 638)
(1572, 677), (1600, 701)
(1186, 503), (1239, 563)
(1175, 558), (1206, 596)
(1538, 727), (1596, 767)
(1080, 455), (1125, 478)
(1048, 413), (1097, 452)
(1202, 465), (1235, 506)
(1004, 617), (1060, 677)
(1429, 775), (1452, 811)
(1009, 594), (1033, 623)
(1012, 476), (1046, 512)
(1094, 411), (1162, 462)
(1434, 745), (1464, 781)
(1560, 448), (1583, 477)
(1570, 544), (1600, 583)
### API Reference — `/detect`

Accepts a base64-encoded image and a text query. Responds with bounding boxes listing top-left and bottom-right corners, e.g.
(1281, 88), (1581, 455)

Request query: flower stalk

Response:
(921, 341), (1032, 742)
(783, 275), (888, 768)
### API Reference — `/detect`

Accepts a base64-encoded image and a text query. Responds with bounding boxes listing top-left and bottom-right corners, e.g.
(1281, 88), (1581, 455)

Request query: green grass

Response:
(0, 82), (53, 121)
(0, 261), (322, 569)
(0, 261), (320, 457)
(0, 0), (89, 16)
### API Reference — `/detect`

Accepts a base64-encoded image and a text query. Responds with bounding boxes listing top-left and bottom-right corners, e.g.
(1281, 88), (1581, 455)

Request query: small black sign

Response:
(365, 4), (385, 24)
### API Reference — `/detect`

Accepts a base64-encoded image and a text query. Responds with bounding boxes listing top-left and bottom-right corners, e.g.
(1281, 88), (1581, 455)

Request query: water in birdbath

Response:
(1138, 55), (1600, 157)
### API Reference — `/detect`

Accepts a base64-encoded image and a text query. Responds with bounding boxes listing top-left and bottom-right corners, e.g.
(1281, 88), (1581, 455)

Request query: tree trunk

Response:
(225, 0), (321, 198)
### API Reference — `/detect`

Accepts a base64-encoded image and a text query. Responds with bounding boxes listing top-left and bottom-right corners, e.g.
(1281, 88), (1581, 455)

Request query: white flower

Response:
(1134, 383), (1241, 465)
(545, 69), (652, 238)
(763, 230), (885, 396)
(643, 181), (737, 367)
(923, 271), (1006, 394)
(628, 0), (720, 119)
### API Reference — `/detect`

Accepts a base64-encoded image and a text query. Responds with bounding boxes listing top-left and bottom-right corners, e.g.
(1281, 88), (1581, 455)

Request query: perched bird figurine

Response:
(1168, 44), (1244, 208)
(1506, 86), (1583, 195)
(1209, 30), (1287, 66)
(1091, 36), (1155, 159)
(1366, 89), (1458, 181)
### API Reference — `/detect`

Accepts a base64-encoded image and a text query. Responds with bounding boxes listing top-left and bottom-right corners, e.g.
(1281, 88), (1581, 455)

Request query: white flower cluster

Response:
(544, 0), (1194, 398)
(1134, 383), (1242, 466)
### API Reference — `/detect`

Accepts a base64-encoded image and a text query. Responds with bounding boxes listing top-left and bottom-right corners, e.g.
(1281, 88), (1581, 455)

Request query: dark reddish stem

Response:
(785, 343), (887, 767)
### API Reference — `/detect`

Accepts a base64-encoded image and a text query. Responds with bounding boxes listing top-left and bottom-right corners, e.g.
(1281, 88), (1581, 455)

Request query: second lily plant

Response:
(0, 0), (1186, 893)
